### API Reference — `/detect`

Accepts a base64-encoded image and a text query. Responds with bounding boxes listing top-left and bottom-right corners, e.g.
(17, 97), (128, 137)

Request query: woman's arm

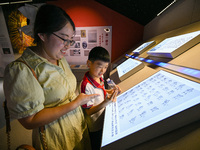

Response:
(18, 93), (99, 129)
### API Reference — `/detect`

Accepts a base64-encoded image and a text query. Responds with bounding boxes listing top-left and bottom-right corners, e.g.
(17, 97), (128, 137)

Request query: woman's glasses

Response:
(52, 33), (75, 46)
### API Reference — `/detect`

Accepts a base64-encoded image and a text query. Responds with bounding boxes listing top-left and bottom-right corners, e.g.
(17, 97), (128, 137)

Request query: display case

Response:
(101, 70), (200, 150)
(132, 41), (155, 55)
(147, 30), (200, 58)
(116, 58), (144, 81)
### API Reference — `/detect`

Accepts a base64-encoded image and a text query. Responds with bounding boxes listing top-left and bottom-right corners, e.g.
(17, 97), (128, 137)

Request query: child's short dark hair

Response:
(88, 46), (110, 62)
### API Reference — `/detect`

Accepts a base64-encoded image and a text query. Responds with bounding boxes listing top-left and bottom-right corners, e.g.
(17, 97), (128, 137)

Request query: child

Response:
(80, 46), (121, 150)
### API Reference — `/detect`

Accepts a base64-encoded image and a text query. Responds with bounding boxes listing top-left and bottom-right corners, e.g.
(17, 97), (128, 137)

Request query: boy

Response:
(80, 46), (120, 150)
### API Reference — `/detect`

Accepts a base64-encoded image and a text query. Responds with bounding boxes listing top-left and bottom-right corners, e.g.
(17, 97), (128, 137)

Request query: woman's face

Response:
(41, 22), (74, 64)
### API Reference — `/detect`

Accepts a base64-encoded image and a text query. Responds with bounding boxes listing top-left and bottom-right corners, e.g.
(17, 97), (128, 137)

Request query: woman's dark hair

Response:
(88, 46), (110, 62)
(34, 4), (75, 44)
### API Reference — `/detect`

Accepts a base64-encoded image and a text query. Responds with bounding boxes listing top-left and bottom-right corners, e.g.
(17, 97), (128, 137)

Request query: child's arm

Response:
(84, 89), (118, 116)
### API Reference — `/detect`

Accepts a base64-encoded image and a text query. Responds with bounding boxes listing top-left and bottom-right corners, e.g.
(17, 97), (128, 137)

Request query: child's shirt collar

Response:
(83, 71), (107, 98)
(85, 71), (104, 87)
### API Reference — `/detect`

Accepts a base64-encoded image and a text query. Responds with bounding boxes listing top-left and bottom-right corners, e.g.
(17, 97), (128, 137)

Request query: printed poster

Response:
(0, 7), (15, 77)
(65, 26), (112, 65)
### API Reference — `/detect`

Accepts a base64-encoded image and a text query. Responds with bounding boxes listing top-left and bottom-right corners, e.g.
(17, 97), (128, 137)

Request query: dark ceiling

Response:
(95, 0), (175, 25)
(1, 0), (175, 26)
(0, 0), (55, 4)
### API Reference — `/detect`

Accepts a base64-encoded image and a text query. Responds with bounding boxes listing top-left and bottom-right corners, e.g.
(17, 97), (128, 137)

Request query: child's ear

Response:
(87, 60), (91, 67)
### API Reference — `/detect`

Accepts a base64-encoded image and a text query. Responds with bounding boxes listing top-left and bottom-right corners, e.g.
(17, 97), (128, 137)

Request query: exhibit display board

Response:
(0, 7), (15, 77)
(147, 30), (200, 58)
(132, 41), (155, 55)
(117, 58), (144, 81)
(65, 26), (112, 65)
(101, 70), (200, 149)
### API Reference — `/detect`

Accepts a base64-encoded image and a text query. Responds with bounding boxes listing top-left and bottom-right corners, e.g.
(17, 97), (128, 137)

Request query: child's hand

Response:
(115, 85), (122, 95)
(106, 89), (114, 95)
(111, 88), (119, 102)
(106, 85), (121, 95)
(105, 88), (118, 103)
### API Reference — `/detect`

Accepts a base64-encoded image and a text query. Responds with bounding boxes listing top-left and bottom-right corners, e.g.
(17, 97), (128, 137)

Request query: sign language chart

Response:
(102, 70), (200, 147)
(117, 70), (200, 132)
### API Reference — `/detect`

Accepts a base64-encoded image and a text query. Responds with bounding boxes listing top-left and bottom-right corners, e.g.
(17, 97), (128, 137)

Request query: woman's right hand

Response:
(75, 93), (100, 106)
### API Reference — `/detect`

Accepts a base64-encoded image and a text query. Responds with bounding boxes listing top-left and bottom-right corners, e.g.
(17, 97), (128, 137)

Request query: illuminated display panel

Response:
(101, 70), (200, 149)
(132, 41), (155, 54)
(147, 31), (200, 58)
(117, 58), (144, 81)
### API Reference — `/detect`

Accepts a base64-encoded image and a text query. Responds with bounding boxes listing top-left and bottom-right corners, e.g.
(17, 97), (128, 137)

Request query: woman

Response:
(3, 4), (99, 150)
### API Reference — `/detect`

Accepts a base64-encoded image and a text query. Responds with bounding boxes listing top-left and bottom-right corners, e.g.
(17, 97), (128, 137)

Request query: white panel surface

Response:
(147, 31), (200, 58)
(117, 58), (144, 81)
(102, 70), (200, 149)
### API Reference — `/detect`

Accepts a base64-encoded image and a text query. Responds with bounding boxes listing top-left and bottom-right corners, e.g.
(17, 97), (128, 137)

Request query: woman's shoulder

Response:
(4, 52), (38, 80)
(5, 57), (27, 70)
(4, 60), (30, 80)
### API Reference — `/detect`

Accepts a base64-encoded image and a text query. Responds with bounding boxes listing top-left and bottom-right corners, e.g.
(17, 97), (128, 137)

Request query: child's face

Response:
(88, 60), (109, 79)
